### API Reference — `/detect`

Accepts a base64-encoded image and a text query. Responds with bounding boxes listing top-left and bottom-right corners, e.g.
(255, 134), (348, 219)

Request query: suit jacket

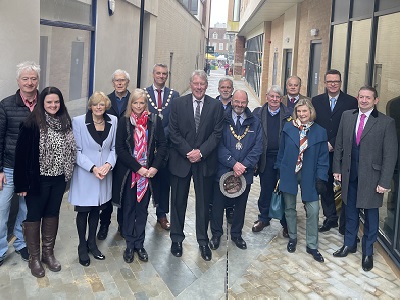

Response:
(146, 86), (180, 139)
(168, 94), (224, 178)
(332, 108), (398, 209)
(281, 94), (310, 107)
(68, 112), (118, 207)
(312, 91), (357, 148)
(107, 90), (131, 119)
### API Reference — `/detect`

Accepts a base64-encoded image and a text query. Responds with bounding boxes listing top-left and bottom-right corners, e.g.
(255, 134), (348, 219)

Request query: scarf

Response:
(292, 119), (313, 173)
(130, 111), (149, 202)
(39, 112), (77, 181)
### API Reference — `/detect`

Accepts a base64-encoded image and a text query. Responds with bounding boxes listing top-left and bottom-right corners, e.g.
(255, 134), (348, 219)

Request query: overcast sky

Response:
(210, 0), (229, 25)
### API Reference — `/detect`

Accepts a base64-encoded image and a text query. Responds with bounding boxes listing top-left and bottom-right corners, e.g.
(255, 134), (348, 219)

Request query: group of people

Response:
(0, 61), (396, 280)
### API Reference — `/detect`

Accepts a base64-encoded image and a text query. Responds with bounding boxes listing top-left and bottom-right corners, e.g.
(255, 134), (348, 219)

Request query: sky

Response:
(210, 0), (229, 26)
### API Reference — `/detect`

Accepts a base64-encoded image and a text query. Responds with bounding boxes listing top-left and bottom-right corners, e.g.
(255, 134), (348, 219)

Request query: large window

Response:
(244, 34), (263, 97)
(41, 0), (92, 25)
(347, 19), (371, 97)
(330, 23), (348, 77)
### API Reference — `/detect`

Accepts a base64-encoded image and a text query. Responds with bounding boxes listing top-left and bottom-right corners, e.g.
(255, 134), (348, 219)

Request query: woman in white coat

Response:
(68, 92), (117, 266)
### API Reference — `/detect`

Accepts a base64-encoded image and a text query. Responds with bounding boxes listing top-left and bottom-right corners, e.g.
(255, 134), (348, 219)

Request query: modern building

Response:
(0, 0), (211, 102)
(228, 0), (400, 268)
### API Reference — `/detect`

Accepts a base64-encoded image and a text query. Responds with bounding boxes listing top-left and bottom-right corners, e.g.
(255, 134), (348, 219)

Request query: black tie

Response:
(195, 100), (201, 132)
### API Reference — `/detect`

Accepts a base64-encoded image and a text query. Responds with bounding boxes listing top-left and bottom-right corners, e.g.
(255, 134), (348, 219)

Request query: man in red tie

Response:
(332, 86), (397, 271)
(281, 76), (309, 110)
(145, 64), (180, 230)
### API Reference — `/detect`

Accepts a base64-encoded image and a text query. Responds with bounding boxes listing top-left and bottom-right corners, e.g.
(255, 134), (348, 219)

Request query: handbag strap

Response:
(274, 179), (280, 192)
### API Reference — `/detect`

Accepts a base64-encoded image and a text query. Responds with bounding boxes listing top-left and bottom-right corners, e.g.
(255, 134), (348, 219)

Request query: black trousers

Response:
(99, 200), (123, 229)
(170, 164), (213, 246)
(151, 165), (170, 218)
(122, 182), (150, 250)
(321, 152), (339, 224)
(211, 183), (251, 238)
(26, 175), (66, 222)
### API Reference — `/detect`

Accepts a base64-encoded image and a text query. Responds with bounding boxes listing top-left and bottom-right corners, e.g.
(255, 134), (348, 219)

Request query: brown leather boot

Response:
(41, 217), (61, 272)
(22, 221), (45, 278)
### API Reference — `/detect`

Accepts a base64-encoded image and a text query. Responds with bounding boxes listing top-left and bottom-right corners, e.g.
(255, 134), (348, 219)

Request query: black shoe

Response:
(199, 245), (212, 261)
(226, 207), (234, 224)
(231, 236), (247, 249)
(252, 220), (270, 232)
(287, 239), (297, 253)
(209, 236), (221, 250)
(97, 225), (109, 240)
(306, 247), (324, 262)
(333, 245), (357, 257)
(319, 222), (338, 232)
(135, 248), (148, 262)
(123, 248), (134, 263)
(88, 245), (105, 260)
(171, 242), (183, 257)
(362, 254), (373, 271)
(78, 244), (90, 267)
(15, 247), (29, 261)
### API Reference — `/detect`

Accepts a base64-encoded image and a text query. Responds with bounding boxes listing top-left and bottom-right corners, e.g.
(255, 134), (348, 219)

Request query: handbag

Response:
(268, 180), (285, 220)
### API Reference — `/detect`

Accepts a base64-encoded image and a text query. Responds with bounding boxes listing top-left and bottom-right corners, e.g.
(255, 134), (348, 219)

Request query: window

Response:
(330, 23), (348, 77)
(219, 43), (223, 50)
(181, 0), (198, 14)
(212, 32), (218, 39)
(333, 0), (350, 23)
(40, 0), (92, 25)
(244, 34), (263, 96)
(226, 43), (229, 50)
(223, 33), (227, 39)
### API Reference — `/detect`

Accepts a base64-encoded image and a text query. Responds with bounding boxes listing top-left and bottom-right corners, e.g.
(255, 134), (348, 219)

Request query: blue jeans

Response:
(0, 168), (27, 258)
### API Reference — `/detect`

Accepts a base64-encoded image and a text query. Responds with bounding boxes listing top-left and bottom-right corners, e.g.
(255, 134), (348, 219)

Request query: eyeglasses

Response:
(325, 80), (341, 85)
(113, 79), (127, 83)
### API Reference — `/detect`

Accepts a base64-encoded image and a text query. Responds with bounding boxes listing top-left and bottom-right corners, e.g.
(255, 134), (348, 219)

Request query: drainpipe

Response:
(137, 0), (145, 87)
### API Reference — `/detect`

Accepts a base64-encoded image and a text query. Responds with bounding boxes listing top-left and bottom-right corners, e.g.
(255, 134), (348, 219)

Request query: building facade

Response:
(229, 0), (400, 268)
(0, 0), (211, 102)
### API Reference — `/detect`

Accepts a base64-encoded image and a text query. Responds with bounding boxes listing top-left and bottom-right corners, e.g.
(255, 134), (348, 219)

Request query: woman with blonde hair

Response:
(112, 88), (167, 263)
(68, 92), (118, 266)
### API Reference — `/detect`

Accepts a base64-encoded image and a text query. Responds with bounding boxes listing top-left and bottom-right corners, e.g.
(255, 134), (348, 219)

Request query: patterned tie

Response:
(195, 100), (201, 132)
(291, 97), (295, 104)
(236, 115), (241, 132)
(330, 97), (336, 112)
(156, 89), (162, 109)
(356, 114), (366, 145)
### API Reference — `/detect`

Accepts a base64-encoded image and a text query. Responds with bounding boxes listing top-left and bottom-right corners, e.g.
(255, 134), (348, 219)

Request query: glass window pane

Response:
(333, 0), (350, 23)
(347, 19), (371, 97)
(244, 34), (263, 97)
(330, 23), (348, 76)
(40, 25), (90, 102)
(379, 0), (400, 11)
(40, 0), (92, 26)
(352, 0), (373, 18)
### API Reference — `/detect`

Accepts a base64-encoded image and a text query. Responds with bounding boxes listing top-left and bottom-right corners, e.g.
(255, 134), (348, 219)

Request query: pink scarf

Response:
(130, 111), (148, 202)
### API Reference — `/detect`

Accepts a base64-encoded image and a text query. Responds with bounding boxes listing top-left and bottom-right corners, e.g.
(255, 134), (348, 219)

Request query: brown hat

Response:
(219, 171), (246, 198)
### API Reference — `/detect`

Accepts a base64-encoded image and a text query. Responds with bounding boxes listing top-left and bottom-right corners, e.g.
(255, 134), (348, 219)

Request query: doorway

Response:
(308, 41), (322, 97)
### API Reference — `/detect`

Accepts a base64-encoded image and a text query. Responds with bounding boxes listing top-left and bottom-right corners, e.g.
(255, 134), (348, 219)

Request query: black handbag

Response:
(268, 180), (285, 220)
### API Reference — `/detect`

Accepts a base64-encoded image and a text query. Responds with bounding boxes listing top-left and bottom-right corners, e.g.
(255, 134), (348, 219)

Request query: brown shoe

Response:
(157, 217), (170, 231)
(252, 220), (270, 232)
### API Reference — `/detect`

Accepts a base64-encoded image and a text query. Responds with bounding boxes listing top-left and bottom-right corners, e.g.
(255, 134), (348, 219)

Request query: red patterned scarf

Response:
(130, 111), (148, 202)
(292, 119), (313, 173)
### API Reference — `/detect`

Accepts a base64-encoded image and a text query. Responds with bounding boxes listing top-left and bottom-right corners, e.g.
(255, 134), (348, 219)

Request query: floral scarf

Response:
(130, 111), (148, 202)
(292, 119), (313, 174)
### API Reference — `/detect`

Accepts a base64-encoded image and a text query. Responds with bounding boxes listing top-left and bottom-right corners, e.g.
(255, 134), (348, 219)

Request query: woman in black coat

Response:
(112, 88), (167, 263)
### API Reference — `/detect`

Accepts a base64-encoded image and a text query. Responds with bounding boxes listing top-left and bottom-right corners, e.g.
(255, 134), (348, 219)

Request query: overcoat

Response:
(275, 121), (329, 201)
(112, 113), (167, 207)
(332, 108), (398, 209)
(68, 112), (118, 206)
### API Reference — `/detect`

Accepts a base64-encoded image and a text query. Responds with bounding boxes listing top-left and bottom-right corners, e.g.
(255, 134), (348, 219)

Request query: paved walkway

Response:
(1, 68), (399, 299)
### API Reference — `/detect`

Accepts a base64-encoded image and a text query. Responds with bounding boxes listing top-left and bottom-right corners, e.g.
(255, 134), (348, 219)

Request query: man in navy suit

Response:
(312, 70), (358, 233)
(169, 70), (224, 261)
(97, 69), (131, 240)
(145, 64), (179, 230)
(332, 86), (397, 271)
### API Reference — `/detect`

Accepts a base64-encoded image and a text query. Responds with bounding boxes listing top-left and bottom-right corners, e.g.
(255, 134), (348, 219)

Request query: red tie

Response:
(291, 97), (295, 103)
(157, 89), (162, 109)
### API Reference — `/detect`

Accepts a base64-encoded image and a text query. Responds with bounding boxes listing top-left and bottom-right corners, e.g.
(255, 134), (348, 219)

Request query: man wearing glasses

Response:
(312, 69), (357, 233)
(97, 69), (131, 240)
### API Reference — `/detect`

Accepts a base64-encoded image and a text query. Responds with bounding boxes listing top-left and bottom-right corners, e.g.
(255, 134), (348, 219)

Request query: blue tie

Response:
(330, 97), (336, 112)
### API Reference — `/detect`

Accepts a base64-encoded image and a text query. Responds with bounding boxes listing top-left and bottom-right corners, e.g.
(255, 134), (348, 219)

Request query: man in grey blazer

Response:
(332, 86), (397, 271)
(281, 76), (309, 110)
(168, 70), (224, 261)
